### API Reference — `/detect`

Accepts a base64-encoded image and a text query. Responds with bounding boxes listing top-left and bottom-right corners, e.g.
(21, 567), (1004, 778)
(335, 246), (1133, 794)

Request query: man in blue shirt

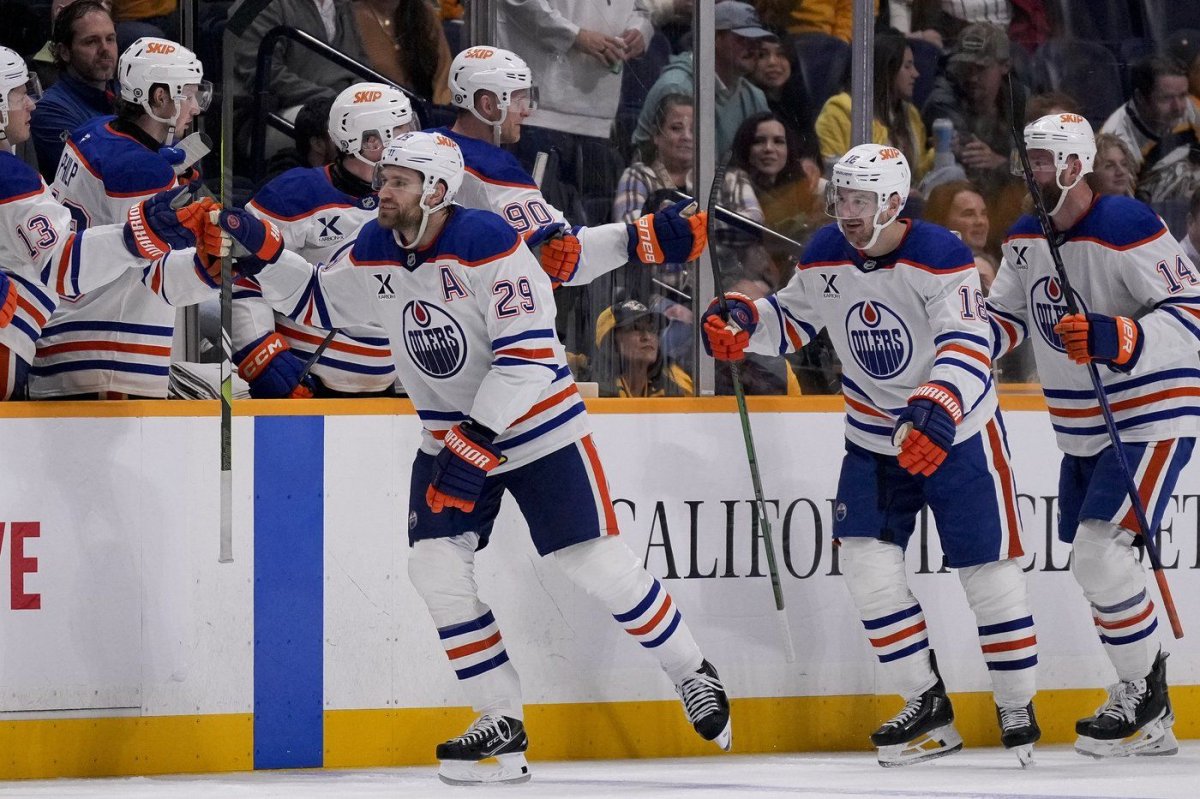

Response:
(30, 0), (119, 178)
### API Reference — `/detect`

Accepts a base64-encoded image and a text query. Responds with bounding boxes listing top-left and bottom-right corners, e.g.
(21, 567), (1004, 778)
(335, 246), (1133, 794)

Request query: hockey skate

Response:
(435, 714), (531, 785)
(870, 652), (962, 767)
(1075, 650), (1178, 759)
(675, 660), (732, 751)
(996, 702), (1040, 767)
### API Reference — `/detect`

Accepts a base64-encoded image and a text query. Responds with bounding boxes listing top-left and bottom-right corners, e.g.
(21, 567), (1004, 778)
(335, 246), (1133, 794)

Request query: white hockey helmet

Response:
(1023, 112), (1096, 214)
(0, 46), (41, 144)
(117, 37), (211, 140)
(448, 47), (537, 130)
(826, 144), (911, 250)
(373, 131), (464, 249)
(328, 83), (416, 167)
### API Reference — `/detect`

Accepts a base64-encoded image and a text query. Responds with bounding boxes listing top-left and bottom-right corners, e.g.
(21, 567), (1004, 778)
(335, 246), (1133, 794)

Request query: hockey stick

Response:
(704, 163), (797, 662)
(296, 328), (338, 386)
(1008, 78), (1183, 638)
(218, 21), (236, 564)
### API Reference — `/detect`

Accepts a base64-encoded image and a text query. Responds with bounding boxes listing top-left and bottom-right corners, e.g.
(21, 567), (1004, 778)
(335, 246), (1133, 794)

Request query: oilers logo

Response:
(1030, 275), (1080, 352)
(845, 300), (913, 379)
(402, 300), (467, 378)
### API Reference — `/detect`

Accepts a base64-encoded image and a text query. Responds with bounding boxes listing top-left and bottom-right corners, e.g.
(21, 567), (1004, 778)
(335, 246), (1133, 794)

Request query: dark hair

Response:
(51, 0), (113, 69)
(730, 111), (807, 189)
(393, 0), (441, 101)
(873, 33), (918, 167)
(1190, 185), (1200, 221)
(294, 95), (334, 160)
(923, 180), (985, 228)
(638, 92), (693, 163)
(1130, 54), (1188, 100)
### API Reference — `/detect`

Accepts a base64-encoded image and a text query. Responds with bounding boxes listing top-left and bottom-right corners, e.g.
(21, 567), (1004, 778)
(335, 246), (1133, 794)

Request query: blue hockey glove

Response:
(123, 184), (200, 259)
(427, 421), (505, 513)
(235, 332), (315, 399)
(1054, 312), (1142, 371)
(626, 199), (707, 264)
(893, 381), (962, 477)
(218, 208), (285, 275)
(701, 292), (759, 360)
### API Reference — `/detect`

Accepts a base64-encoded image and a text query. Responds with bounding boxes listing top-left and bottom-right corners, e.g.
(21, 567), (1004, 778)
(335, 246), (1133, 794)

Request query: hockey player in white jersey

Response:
(431, 47), (706, 287)
(38, 37), (221, 399)
(704, 144), (1040, 767)
(233, 83), (417, 398)
(0, 45), (221, 399)
(989, 113), (1194, 758)
(219, 131), (731, 783)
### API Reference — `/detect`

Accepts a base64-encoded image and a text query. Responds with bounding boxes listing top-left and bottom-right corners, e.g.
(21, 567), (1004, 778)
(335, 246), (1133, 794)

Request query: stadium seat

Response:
(791, 32), (850, 111)
(1032, 39), (1125, 127)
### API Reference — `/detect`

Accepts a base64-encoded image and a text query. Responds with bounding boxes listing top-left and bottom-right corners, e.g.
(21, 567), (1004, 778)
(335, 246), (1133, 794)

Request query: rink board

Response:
(0, 396), (1198, 778)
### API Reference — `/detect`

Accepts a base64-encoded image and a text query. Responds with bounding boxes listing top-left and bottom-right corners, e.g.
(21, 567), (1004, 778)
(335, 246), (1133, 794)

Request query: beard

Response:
(377, 203), (425, 243)
(1039, 180), (1064, 213)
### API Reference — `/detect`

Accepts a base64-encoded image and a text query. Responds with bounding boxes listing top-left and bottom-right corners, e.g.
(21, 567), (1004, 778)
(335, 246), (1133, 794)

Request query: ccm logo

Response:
(242, 337), (286, 380)
(0, 522), (41, 610)
(464, 48), (494, 59)
(354, 90), (383, 103)
(146, 42), (176, 55)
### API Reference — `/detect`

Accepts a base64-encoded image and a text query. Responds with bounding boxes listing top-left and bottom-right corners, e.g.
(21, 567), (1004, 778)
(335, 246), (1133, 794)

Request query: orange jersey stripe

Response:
(1094, 602), (1155, 630)
(37, 340), (172, 357)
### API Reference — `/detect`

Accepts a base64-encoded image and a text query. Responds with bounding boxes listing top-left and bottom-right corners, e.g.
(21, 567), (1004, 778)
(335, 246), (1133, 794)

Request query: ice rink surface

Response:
(0, 742), (1196, 799)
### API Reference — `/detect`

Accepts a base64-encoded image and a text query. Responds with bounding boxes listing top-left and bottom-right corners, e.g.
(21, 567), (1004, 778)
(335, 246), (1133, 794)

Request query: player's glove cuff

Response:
(909, 380), (964, 425)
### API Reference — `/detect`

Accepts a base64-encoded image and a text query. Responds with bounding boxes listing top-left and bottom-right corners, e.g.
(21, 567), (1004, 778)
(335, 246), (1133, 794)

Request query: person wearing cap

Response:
(592, 299), (692, 397)
(496, 0), (652, 190)
(29, 0), (119, 179)
(632, 0), (773, 157)
(1099, 53), (1200, 207)
(922, 21), (1022, 195)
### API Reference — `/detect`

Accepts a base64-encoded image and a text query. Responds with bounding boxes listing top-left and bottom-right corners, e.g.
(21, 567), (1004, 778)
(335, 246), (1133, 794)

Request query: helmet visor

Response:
(182, 81), (213, 112)
(371, 163), (426, 194)
(825, 184), (880, 220)
(510, 86), (538, 112)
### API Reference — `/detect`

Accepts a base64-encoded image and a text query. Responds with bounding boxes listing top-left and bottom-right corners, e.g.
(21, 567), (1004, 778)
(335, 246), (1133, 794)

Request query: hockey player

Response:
(703, 144), (1040, 767)
(988, 113), (1192, 758)
(433, 47), (706, 287)
(233, 82), (416, 398)
(0, 45), (220, 399)
(37, 37), (222, 399)
(219, 131), (732, 783)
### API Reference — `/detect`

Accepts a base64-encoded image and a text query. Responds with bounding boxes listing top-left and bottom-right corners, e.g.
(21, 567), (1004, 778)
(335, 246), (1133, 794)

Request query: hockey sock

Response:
(552, 536), (703, 683)
(958, 559), (1037, 707)
(1072, 520), (1157, 681)
(840, 538), (936, 699)
(409, 533), (524, 720)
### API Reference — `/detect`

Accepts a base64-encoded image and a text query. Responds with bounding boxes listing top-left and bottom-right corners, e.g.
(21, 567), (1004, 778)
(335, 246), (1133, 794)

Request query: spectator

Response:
(29, 0), (114, 91)
(29, 0), (118, 179)
(714, 274), (802, 395)
(258, 95), (336, 186)
(923, 21), (1021, 196)
(592, 299), (692, 397)
(1165, 30), (1200, 103)
(1182, 187), (1200, 264)
(923, 179), (989, 254)
(497, 0), (651, 191)
(632, 1), (773, 158)
(1086, 132), (1137, 198)
(111, 0), (175, 52)
(781, 0), (878, 44)
(1100, 54), (1200, 206)
(730, 110), (824, 245)
(749, 32), (816, 143)
(816, 32), (932, 183)
(229, 0), (368, 165)
(353, 0), (452, 104)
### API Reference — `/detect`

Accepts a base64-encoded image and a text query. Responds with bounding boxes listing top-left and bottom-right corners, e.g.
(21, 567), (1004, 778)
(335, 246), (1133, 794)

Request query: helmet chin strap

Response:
(1049, 166), (1082, 216)
(397, 189), (452, 251)
(142, 96), (183, 144)
(839, 203), (896, 252)
(468, 101), (508, 146)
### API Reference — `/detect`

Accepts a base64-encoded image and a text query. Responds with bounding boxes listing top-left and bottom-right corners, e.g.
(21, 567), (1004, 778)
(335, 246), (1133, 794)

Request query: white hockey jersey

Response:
(431, 127), (629, 285)
(989, 194), (1200, 457)
(236, 165), (396, 393)
(37, 116), (215, 398)
(253, 205), (588, 469)
(0, 151), (167, 365)
(745, 220), (997, 454)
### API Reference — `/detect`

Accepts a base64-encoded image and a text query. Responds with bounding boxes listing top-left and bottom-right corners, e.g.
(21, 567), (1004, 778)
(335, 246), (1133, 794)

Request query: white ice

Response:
(0, 742), (1196, 798)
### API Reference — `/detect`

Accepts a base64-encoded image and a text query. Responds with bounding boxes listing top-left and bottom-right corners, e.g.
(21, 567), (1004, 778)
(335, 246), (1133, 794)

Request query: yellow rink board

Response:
(0, 687), (1196, 779)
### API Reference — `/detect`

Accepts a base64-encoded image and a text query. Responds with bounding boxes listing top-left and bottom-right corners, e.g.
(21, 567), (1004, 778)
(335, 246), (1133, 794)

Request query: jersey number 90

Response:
(502, 199), (553, 233)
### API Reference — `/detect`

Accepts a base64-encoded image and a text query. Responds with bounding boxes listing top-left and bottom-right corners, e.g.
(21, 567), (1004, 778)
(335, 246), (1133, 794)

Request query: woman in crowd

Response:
(749, 32), (815, 144)
(353, 0), (452, 104)
(591, 300), (692, 398)
(815, 32), (932, 185)
(923, 179), (990, 254)
(1087, 132), (1137, 198)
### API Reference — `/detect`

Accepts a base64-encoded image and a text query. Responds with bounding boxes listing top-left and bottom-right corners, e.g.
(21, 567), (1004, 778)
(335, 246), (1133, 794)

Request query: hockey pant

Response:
(840, 538), (1037, 706)
(1072, 519), (1158, 681)
(0, 344), (29, 400)
(409, 533), (704, 719)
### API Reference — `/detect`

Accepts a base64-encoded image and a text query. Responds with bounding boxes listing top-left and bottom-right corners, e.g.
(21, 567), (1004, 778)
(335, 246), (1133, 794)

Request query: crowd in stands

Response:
(4, 0), (1200, 400)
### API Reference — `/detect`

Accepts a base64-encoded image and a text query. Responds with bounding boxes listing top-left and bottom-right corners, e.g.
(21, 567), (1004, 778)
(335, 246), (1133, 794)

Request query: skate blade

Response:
(712, 719), (732, 752)
(876, 723), (964, 767)
(1013, 743), (1034, 768)
(1074, 720), (1179, 759)
(438, 752), (531, 785)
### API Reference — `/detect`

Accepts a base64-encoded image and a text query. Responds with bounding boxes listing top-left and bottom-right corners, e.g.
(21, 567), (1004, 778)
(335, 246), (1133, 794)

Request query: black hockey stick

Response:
(1008, 77), (1182, 638)
(704, 162), (797, 661)
(296, 328), (338, 386)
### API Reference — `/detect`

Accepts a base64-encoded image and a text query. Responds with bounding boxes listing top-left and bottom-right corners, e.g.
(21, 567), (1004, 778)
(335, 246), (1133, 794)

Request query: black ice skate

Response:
(996, 702), (1040, 767)
(1075, 650), (1178, 759)
(870, 651), (963, 767)
(435, 714), (531, 785)
(675, 659), (732, 751)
